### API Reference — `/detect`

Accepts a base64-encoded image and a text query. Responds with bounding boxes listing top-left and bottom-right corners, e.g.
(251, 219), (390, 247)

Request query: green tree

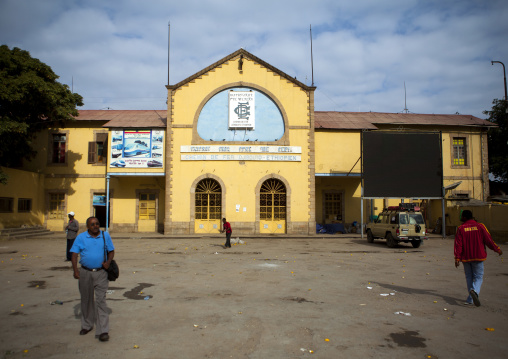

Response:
(484, 99), (508, 183)
(0, 45), (83, 184)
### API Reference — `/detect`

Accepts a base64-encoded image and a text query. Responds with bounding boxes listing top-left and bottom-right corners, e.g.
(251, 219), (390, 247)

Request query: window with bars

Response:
(452, 137), (467, 166)
(324, 192), (342, 221)
(52, 134), (67, 164)
(18, 198), (32, 212)
(49, 193), (65, 219)
(0, 197), (14, 213)
(260, 179), (286, 220)
(195, 179), (221, 220)
(139, 193), (156, 220)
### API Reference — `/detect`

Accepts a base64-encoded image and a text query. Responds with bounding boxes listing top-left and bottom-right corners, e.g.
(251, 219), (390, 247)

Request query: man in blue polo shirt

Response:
(70, 217), (115, 342)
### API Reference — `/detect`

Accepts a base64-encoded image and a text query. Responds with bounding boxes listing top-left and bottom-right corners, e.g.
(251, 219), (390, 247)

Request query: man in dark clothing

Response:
(65, 211), (79, 261)
(221, 218), (232, 248)
(454, 210), (503, 307)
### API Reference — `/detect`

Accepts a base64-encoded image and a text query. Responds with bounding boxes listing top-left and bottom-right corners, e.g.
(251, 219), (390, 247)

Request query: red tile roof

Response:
(75, 110), (167, 128)
(315, 111), (495, 130)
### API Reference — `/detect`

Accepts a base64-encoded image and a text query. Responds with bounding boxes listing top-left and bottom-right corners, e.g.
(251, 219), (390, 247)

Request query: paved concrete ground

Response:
(0, 233), (507, 359)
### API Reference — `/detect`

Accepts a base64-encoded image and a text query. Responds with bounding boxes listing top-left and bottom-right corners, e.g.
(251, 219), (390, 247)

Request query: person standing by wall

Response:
(70, 217), (115, 342)
(454, 210), (503, 307)
(65, 212), (79, 261)
(221, 218), (232, 248)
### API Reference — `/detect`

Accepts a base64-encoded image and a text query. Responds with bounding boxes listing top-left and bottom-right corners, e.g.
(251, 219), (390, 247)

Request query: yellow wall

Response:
(315, 131), (361, 174)
(442, 128), (487, 201)
(0, 168), (45, 229)
(171, 59), (310, 128)
(427, 202), (508, 241)
(26, 124), (109, 177)
(43, 177), (109, 231)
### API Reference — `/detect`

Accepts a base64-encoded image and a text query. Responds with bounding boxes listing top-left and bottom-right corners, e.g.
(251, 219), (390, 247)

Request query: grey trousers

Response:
(79, 268), (110, 335)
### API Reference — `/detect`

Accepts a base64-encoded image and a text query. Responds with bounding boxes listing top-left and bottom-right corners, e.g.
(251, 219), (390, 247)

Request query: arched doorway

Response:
(194, 178), (222, 233)
(259, 178), (286, 233)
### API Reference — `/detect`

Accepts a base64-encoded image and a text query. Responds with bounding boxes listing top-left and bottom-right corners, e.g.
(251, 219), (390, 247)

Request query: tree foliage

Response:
(0, 45), (83, 183)
(484, 98), (508, 183)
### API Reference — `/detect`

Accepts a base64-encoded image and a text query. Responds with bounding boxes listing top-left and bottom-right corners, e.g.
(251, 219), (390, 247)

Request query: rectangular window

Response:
(324, 192), (342, 221)
(0, 197), (14, 213)
(139, 193), (156, 220)
(49, 193), (65, 219)
(18, 198), (32, 212)
(452, 137), (467, 166)
(52, 134), (67, 164)
(88, 133), (108, 165)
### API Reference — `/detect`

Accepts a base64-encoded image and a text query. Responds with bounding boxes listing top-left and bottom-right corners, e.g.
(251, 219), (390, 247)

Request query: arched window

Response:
(197, 87), (284, 142)
(195, 179), (222, 220)
(260, 179), (286, 220)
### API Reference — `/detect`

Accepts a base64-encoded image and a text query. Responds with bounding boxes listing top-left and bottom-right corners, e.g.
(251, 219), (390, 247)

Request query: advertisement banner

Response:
(110, 129), (164, 168)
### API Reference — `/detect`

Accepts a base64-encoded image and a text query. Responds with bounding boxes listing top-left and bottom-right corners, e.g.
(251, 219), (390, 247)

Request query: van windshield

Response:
(409, 214), (425, 225)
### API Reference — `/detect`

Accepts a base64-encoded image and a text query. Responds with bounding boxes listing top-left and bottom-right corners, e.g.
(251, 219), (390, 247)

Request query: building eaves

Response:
(314, 111), (496, 130)
(167, 48), (315, 92)
(74, 110), (167, 128)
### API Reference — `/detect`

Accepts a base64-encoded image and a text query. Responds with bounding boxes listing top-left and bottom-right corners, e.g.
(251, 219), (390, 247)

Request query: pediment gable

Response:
(167, 48), (314, 91)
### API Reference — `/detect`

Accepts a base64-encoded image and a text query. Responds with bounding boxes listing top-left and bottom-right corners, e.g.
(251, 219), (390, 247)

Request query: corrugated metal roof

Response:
(74, 110), (494, 130)
(315, 112), (378, 129)
(74, 110), (167, 128)
(315, 111), (495, 130)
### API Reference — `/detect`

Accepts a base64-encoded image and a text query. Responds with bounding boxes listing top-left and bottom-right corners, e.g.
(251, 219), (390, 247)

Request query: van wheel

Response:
(411, 240), (422, 248)
(367, 229), (374, 243)
(386, 233), (397, 248)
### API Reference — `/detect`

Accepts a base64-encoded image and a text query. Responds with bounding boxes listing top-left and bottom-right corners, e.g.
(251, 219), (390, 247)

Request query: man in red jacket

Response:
(220, 218), (232, 248)
(454, 210), (503, 306)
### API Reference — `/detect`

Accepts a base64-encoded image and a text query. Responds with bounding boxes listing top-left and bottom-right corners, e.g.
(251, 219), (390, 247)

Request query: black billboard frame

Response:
(359, 130), (446, 239)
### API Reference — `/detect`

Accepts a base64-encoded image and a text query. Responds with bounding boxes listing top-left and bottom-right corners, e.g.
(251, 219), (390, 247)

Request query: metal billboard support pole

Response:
(106, 174), (110, 232)
(361, 188), (364, 239)
(441, 187), (446, 239)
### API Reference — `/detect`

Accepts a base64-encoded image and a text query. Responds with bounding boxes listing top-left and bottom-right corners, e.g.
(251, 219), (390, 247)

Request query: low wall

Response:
(443, 204), (508, 243)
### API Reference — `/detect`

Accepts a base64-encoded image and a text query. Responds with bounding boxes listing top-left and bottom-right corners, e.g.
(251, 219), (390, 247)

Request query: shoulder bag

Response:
(103, 232), (119, 281)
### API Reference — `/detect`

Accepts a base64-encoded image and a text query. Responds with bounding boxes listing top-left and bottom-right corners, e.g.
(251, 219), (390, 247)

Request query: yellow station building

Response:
(0, 49), (496, 235)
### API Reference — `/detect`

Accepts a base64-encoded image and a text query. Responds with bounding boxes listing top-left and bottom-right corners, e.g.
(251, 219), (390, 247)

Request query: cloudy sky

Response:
(1, 0), (507, 119)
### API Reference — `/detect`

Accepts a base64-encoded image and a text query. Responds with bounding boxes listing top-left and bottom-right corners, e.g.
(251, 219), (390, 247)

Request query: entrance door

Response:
(94, 205), (107, 228)
(259, 179), (286, 233)
(194, 179), (222, 233)
(93, 194), (109, 229)
(139, 193), (156, 232)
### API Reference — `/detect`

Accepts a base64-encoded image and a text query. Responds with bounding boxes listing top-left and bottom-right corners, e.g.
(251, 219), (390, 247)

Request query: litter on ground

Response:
(394, 311), (412, 316)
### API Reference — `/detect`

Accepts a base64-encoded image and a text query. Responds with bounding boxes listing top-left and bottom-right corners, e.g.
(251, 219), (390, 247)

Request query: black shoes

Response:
(80, 328), (109, 341)
(470, 289), (481, 307)
(80, 328), (92, 335)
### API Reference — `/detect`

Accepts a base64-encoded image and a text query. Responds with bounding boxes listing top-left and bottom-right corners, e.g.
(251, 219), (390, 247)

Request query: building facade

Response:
(0, 49), (495, 234)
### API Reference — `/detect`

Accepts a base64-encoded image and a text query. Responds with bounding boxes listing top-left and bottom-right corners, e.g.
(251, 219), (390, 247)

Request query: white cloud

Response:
(1, 0), (507, 117)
